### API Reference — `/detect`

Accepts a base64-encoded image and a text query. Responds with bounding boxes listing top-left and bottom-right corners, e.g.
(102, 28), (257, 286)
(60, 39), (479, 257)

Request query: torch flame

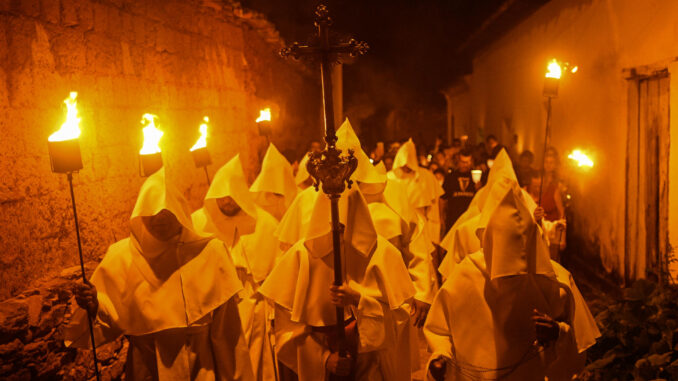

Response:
(139, 113), (163, 155)
(190, 116), (209, 151)
(545, 59), (562, 79)
(48, 92), (81, 142)
(568, 149), (594, 168)
(256, 108), (271, 123)
(571, 66), (578, 74)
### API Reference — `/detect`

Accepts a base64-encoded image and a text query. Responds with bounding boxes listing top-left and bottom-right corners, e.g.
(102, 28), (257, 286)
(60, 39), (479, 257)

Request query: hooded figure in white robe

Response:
(387, 139), (440, 308)
(424, 176), (600, 381)
(260, 188), (416, 381)
(295, 154), (314, 191)
(274, 185), (321, 253)
(65, 168), (254, 381)
(191, 155), (279, 381)
(250, 143), (298, 221)
(388, 138), (444, 245)
(336, 119), (420, 374)
(439, 149), (538, 280)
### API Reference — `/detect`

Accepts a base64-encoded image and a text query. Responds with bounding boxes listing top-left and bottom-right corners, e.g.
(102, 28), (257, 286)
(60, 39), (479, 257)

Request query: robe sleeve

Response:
(63, 290), (123, 348)
(542, 321), (586, 381)
(408, 217), (436, 304)
(423, 287), (456, 381)
(351, 239), (416, 353)
(210, 297), (256, 381)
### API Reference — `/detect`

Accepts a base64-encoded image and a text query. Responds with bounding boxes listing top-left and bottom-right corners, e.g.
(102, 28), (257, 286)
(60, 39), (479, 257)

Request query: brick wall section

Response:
(0, 0), (322, 300)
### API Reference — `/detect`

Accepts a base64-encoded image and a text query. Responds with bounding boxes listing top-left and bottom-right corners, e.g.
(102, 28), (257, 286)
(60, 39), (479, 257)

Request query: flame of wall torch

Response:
(49, 92), (81, 142)
(190, 116), (209, 151)
(256, 108), (271, 123)
(545, 59), (562, 79)
(139, 113), (163, 155)
(568, 149), (594, 168)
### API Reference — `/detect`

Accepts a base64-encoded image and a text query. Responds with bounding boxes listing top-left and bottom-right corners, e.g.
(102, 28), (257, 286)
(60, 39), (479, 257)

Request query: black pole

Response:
(318, 17), (347, 354)
(538, 96), (552, 206)
(203, 166), (211, 185)
(67, 173), (101, 381)
(329, 194), (346, 355)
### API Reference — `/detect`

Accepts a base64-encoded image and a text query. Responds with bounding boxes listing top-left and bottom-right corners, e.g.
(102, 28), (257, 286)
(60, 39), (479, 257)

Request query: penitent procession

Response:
(58, 5), (600, 381)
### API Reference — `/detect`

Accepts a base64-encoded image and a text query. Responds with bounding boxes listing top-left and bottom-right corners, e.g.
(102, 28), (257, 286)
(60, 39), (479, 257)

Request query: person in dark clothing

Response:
(485, 134), (506, 159)
(441, 149), (479, 233)
(515, 150), (535, 187)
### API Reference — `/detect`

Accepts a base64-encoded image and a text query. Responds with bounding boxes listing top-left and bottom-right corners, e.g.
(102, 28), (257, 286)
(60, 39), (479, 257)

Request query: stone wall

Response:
(0, 261), (126, 380)
(0, 0), (322, 300)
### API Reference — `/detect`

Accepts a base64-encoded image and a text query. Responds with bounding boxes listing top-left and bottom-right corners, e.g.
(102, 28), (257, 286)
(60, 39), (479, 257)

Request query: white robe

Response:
(64, 168), (254, 381)
(425, 176), (600, 381)
(64, 235), (254, 381)
(261, 237), (415, 381)
(192, 155), (280, 381)
(260, 188), (415, 381)
(424, 252), (599, 381)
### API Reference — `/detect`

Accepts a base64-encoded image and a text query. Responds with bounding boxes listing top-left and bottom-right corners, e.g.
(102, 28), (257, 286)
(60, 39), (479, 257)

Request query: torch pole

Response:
(203, 166), (211, 186)
(538, 96), (552, 206)
(67, 173), (101, 381)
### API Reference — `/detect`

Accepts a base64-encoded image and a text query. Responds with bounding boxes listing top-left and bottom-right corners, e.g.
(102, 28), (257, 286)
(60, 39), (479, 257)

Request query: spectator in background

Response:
(440, 149), (479, 233)
(382, 152), (395, 172)
(525, 169), (567, 262)
(443, 145), (459, 171)
(433, 168), (446, 187)
(432, 135), (444, 154)
(433, 151), (448, 172)
(539, 147), (565, 221)
(473, 143), (490, 173)
(485, 134), (505, 159)
(515, 150), (535, 187)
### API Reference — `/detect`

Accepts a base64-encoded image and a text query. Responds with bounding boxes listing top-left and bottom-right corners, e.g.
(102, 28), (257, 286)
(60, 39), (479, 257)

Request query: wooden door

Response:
(625, 70), (670, 282)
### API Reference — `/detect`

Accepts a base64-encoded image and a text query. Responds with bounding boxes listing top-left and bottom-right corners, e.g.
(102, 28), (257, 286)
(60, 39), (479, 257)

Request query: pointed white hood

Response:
(439, 148), (538, 277)
(130, 167), (196, 236)
(477, 181), (554, 280)
(295, 154), (311, 187)
(336, 118), (387, 193)
(392, 138), (419, 173)
(250, 143), (298, 207)
(194, 154), (257, 247)
(304, 187), (378, 259)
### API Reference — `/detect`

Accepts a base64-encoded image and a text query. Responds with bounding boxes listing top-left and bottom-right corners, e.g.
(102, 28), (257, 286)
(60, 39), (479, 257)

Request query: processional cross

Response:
(280, 3), (368, 365)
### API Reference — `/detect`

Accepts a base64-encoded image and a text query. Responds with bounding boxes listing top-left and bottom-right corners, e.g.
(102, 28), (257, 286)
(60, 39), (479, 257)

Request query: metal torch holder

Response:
(139, 152), (163, 177)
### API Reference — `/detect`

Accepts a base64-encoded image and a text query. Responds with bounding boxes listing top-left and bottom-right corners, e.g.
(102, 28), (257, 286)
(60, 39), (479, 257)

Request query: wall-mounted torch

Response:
(46, 92), (101, 381)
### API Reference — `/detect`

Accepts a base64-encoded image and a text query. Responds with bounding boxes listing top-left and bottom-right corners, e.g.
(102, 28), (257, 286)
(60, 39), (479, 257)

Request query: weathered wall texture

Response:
(0, 261), (126, 380)
(445, 0), (678, 280)
(0, 0), (321, 300)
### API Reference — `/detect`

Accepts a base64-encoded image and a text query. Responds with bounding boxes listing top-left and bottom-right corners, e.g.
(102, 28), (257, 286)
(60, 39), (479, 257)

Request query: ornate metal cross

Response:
(280, 3), (368, 368)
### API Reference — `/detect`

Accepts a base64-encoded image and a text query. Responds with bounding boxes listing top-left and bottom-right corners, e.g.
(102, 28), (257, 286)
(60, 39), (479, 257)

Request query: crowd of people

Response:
(65, 119), (599, 381)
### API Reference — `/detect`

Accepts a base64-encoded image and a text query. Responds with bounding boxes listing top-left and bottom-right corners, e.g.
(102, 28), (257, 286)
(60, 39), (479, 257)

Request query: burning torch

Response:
(138, 113), (163, 177)
(190, 116), (212, 185)
(46, 92), (101, 381)
(256, 108), (272, 140)
(539, 59), (577, 204)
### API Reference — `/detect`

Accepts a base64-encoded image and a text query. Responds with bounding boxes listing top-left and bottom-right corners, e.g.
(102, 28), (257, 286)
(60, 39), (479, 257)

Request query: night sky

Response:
(240, 0), (548, 145)
(241, 1), (516, 100)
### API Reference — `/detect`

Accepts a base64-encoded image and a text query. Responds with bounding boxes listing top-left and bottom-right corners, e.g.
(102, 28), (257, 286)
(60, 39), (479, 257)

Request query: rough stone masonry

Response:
(0, 0), (321, 301)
